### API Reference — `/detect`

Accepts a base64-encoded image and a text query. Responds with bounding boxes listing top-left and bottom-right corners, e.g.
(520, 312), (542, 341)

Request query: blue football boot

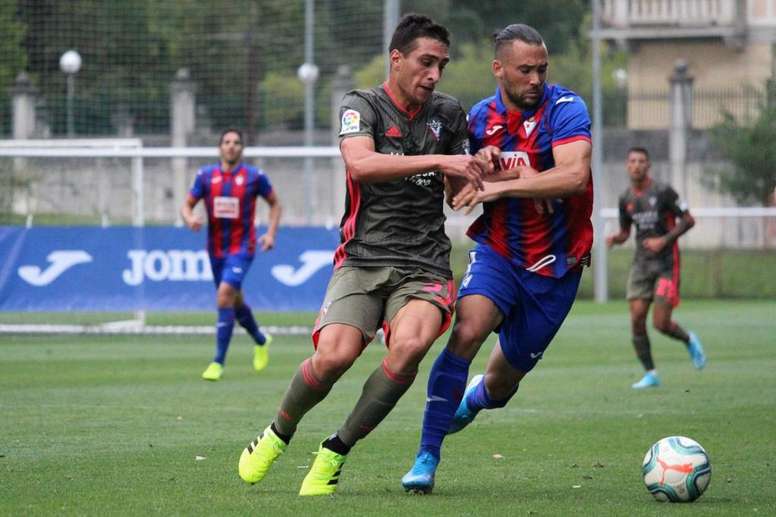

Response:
(401, 450), (439, 494)
(448, 374), (484, 434)
(687, 331), (707, 369)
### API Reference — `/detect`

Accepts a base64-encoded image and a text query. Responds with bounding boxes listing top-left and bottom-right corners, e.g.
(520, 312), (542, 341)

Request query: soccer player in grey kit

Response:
(607, 147), (706, 389)
(237, 14), (490, 495)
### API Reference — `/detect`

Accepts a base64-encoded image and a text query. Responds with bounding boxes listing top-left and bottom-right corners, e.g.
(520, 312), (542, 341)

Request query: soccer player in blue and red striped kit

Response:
(181, 128), (281, 381)
(402, 23), (594, 493)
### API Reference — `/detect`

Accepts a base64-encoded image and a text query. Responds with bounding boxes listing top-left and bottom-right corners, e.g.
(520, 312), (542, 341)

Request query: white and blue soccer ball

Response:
(642, 436), (711, 502)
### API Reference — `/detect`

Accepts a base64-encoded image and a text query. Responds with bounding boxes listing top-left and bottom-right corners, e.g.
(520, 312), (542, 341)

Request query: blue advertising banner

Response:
(0, 226), (339, 311)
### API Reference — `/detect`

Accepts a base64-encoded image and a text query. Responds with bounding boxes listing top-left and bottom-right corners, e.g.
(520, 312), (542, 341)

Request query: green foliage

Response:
(0, 2), (26, 97)
(708, 87), (776, 205)
(259, 72), (304, 128)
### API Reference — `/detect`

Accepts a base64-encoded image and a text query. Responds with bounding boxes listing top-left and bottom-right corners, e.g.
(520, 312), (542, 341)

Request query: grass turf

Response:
(1, 300), (774, 515)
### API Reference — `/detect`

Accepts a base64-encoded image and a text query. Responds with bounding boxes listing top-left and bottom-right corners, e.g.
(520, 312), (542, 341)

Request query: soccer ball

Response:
(642, 436), (711, 502)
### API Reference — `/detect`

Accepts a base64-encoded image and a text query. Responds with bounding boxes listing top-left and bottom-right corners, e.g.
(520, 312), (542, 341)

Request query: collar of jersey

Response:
(382, 82), (423, 120)
(218, 163), (244, 175)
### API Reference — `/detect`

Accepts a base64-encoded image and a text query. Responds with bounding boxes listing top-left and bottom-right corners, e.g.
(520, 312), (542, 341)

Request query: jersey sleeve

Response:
(189, 168), (207, 200)
(257, 171), (273, 199)
(663, 185), (687, 218)
(467, 105), (484, 155)
(448, 103), (469, 155)
(338, 92), (378, 141)
(618, 194), (632, 231)
(549, 95), (592, 147)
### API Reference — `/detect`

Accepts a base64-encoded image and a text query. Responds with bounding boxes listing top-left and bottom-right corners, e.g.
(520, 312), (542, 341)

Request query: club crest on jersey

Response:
(340, 109), (361, 135)
(523, 117), (537, 137)
(235, 175), (244, 186)
(649, 196), (657, 207)
(427, 119), (442, 141)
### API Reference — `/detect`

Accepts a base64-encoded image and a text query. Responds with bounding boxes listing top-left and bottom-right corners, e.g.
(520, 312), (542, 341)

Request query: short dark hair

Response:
(493, 24), (544, 56)
(627, 146), (650, 160)
(389, 14), (450, 55)
(219, 128), (244, 146)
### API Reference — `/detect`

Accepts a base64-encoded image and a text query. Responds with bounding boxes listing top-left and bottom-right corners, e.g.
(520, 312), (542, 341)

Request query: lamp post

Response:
(59, 50), (82, 138)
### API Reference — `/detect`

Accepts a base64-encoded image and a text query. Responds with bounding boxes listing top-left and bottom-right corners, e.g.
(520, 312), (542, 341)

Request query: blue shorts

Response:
(458, 244), (582, 373)
(209, 254), (254, 290)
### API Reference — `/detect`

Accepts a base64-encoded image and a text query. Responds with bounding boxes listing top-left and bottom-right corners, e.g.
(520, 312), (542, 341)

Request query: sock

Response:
(235, 303), (266, 345)
(322, 433), (351, 456)
(273, 358), (334, 437)
(418, 348), (470, 460)
(270, 422), (292, 445)
(633, 333), (655, 371)
(336, 359), (416, 447)
(213, 307), (235, 364)
(664, 321), (690, 345)
(467, 376), (516, 411)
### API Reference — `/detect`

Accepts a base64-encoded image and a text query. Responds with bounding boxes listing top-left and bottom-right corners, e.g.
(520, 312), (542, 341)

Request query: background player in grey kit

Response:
(237, 13), (490, 496)
(607, 147), (706, 389)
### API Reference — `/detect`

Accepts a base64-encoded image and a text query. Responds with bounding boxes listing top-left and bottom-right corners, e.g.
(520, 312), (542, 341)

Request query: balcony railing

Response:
(602, 0), (738, 28)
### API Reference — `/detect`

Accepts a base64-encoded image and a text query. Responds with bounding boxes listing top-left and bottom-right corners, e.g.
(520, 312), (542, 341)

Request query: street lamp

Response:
(59, 50), (82, 137)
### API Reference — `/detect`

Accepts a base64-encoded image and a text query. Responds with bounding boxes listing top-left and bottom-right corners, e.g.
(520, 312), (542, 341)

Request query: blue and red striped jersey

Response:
(466, 84), (594, 278)
(189, 163), (273, 258)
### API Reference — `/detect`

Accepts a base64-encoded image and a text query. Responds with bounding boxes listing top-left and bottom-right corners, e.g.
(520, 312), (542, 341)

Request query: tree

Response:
(708, 88), (776, 206)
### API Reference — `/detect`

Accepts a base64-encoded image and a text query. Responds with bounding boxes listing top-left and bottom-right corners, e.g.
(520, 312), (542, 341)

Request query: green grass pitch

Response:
(1, 300), (774, 515)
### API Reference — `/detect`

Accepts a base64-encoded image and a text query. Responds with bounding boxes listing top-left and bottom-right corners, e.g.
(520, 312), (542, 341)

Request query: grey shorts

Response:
(626, 261), (680, 306)
(312, 265), (455, 347)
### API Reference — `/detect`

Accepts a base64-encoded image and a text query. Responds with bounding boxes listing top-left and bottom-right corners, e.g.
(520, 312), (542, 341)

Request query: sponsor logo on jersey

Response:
(384, 125), (402, 138)
(214, 196), (239, 219)
(340, 109), (361, 135)
(427, 119), (442, 140)
(498, 151), (532, 170)
(555, 96), (575, 104)
(485, 124), (503, 136)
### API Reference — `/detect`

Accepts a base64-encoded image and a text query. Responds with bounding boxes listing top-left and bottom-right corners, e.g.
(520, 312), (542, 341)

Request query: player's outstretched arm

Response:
(606, 228), (631, 248)
(180, 195), (203, 231)
(452, 140), (591, 211)
(259, 191), (282, 251)
(341, 136), (488, 189)
(642, 211), (694, 253)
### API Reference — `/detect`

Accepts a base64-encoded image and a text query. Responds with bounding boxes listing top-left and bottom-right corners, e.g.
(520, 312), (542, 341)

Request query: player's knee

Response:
(653, 318), (671, 334)
(311, 348), (357, 381)
(448, 320), (487, 356)
(388, 335), (430, 368)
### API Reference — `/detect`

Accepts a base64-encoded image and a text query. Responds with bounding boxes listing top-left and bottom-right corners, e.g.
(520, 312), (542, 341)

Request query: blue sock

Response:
(419, 348), (471, 460)
(467, 377), (516, 410)
(235, 303), (266, 345)
(213, 307), (235, 364)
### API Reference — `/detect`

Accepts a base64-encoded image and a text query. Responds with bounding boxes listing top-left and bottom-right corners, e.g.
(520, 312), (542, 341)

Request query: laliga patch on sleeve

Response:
(340, 109), (361, 135)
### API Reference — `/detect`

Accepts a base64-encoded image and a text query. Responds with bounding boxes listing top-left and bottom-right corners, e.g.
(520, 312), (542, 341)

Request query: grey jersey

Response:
(333, 84), (469, 277)
(618, 180), (687, 270)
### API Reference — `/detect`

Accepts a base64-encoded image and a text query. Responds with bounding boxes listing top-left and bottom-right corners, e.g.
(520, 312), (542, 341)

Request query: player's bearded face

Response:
(393, 38), (449, 108)
(494, 41), (548, 110)
(219, 133), (244, 165)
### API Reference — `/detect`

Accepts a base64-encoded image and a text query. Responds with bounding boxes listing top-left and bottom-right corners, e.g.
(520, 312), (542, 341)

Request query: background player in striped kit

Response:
(403, 23), (594, 493)
(237, 14), (490, 496)
(607, 147), (706, 389)
(181, 128), (281, 381)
